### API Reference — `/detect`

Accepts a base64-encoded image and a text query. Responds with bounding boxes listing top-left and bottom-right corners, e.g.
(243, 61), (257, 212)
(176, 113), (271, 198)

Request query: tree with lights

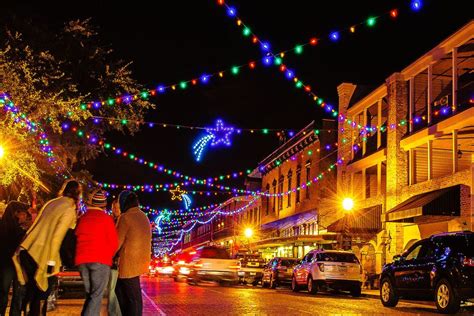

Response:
(0, 18), (154, 199)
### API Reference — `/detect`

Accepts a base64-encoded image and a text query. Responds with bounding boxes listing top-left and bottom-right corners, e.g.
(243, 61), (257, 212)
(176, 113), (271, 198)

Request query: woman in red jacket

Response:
(75, 189), (118, 316)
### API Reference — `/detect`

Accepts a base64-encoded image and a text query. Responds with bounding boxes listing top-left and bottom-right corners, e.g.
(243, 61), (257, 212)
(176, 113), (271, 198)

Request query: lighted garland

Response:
(0, 93), (63, 173)
(76, 0), (422, 113)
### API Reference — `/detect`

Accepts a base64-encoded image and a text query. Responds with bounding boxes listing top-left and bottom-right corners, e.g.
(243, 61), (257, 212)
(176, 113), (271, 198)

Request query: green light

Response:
(274, 57), (282, 65)
(262, 129), (269, 134)
(295, 45), (303, 54)
(295, 81), (303, 88)
(107, 98), (115, 105)
(121, 119), (127, 125)
(276, 161), (281, 166)
(167, 170), (172, 174)
(129, 154), (135, 159)
(77, 130), (84, 137)
(246, 169), (251, 174)
(242, 27), (251, 37)
(141, 91), (149, 99)
(367, 17), (376, 27)
(314, 129), (320, 135)
(308, 150), (313, 155)
(231, 66), (239, 75)
(332, 111), (338, 117)
(67, 111), (72, 117)
(317, 99), (323, 105)
(219, 175), (224, 180)
(104, 143), (111, 149)
(179, 81), (187, 89)
(80, 104), (87, 110)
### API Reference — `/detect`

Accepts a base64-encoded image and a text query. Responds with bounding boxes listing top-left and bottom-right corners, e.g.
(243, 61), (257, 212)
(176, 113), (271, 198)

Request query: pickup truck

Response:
(187, 246), (240, 285)
(236, 253), (266, 286)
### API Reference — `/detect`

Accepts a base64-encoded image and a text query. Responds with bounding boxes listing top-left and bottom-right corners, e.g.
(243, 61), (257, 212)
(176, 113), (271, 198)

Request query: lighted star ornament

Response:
(170, 186), (187, 201)
(193, 119), (235, 162)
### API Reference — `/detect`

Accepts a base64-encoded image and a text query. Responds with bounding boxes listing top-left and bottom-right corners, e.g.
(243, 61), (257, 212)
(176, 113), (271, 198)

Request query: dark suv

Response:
(262, 257), (299, 288)
(380, 231), (474, 313)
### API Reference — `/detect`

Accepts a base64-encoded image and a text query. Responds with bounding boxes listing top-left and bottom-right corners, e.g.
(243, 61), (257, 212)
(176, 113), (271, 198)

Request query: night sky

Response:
(2, 1), (472, 210)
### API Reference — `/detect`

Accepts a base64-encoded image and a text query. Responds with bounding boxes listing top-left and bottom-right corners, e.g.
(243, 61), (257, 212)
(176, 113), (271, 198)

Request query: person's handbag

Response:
(59, 229), (76, 268)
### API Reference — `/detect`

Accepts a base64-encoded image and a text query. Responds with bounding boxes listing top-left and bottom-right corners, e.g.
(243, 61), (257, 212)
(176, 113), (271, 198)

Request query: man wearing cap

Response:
(115, 191), (151, 316)
(75, 189), (118, 316)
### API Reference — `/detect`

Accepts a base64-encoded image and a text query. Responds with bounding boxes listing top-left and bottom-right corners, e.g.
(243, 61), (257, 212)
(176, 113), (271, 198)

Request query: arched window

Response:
(265, 183), (270, 215)
(296, 165), (302, 203)
(278, 175), (284, 211)
(272, 179), (277, 213)
(305, 160), (312, 199)
(287, 170), (293, 207)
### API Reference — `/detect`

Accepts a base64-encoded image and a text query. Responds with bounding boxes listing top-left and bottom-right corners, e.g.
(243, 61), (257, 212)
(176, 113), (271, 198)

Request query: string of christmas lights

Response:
(76, 0), (422, 114)
(0, 93), (65, 174)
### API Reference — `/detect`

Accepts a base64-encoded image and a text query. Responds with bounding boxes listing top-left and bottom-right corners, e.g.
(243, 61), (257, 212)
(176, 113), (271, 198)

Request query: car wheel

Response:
(435, 278), (460, 314)
(350, 286), (361, 297)
(291, 275), (300, 292)
(270, 276), (277, 289)
(252, 280), (258, 286)
(307, 276), (317, 295)
(380, 278), (398, 307)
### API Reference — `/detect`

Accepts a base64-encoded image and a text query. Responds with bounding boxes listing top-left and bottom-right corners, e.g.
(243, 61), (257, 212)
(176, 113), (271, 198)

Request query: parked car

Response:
(292, 250), (363, 296)
(380, 231), (474, 314)
(262, 257), (299, 288)
(187, 246), (241, 285)
(236, 253), (266, 286)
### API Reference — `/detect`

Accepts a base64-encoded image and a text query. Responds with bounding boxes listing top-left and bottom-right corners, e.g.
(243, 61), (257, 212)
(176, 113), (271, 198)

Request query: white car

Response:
(291, 250), (363, 296)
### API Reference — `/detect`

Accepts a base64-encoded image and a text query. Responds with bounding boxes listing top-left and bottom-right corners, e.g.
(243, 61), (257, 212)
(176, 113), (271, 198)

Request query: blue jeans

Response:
(78, 263), (110, 316)
(0, 262), (25, 316)
(107, 269), (121, 316)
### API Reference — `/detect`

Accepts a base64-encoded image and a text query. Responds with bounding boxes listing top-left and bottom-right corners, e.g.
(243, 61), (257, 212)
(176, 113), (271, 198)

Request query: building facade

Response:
(332, 21), (473, 275)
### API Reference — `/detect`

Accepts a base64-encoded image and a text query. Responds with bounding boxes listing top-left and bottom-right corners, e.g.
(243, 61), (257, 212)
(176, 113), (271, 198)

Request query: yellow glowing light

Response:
(170, 185), (187, 201)
(244, 227), (253, 238)
(342, 198), (354, 211)
(0, 146), (4, 159)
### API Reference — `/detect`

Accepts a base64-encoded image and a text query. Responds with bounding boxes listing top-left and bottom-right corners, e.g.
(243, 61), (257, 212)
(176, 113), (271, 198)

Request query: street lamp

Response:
(0, 145), (5, 159)
(342, 197), (354, 212)
(244, 227), (253, 239)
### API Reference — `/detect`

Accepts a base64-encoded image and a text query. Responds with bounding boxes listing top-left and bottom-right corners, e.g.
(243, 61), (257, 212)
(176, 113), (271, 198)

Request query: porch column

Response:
(409, 78), (414, 133)
(409, 149), (416, 185)
(363, 109), (368, 155)
(351, 115), (355, 160)
(427, 65), (433, 124)
(377, 161), (382, 195)
(453, 129), (458, 173)
(452, 47), (458, 109)
(362, 168), (367, 199)
(427, 140), (433, 180)
(377, 100), (382, 148)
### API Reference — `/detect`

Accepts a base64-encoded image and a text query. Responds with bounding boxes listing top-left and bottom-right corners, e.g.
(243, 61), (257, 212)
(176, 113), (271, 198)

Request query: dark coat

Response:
(0, 201), (29, 267)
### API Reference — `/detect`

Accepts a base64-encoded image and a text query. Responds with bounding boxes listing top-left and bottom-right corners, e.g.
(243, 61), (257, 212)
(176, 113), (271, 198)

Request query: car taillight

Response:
(229, 262), (241, 270)
(317, 263), (324, 272)
(463, 257), (474, 267)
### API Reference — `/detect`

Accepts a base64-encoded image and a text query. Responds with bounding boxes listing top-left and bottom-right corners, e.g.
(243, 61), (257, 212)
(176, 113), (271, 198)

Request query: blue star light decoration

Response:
(154, 210), (172, 234)
(192, 119), (235, 162)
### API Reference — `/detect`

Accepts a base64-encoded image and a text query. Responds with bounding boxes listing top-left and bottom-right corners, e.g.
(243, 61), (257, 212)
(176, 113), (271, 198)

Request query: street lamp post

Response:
(341, 197), (355, 250)
(0, 145), (5, 159)
(244, 227), (253, 252)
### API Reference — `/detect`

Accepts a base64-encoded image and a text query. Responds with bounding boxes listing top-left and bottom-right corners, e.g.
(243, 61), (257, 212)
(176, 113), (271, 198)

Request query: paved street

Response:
(137, 277), (473, 315)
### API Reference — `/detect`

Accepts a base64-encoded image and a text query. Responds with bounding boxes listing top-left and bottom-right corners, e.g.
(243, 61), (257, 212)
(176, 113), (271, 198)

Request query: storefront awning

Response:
(327, 205), (382, 234)
(386, 185), (461, 223)
(261, 209), (317, 231)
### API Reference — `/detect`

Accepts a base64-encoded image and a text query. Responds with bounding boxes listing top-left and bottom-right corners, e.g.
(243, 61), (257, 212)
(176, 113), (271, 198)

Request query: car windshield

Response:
(317, 253), (359, 263)
(437, 234), (474, 256)
(199, 248), (230, 259)
(280, 259), (298, 267)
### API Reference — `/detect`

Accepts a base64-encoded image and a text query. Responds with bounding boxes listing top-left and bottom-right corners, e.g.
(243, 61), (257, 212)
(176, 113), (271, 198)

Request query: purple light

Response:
(330, 31), (340, 42)
(148, 123), (154, 128)
(263, 56), (272, 66)
(157, 85), (165, 93)
(61, 123), (70, 130)
(93, 102), (101, 109)
(286, 70), (294, 79)
(410, 0), (422, 11)
(227, 6), (236, 17)
(325, 144), (331, 150)
(200, 74), (209, 84)
(288, 131), (294, 137)
(260, 42), (271, 52)
(93, 118), (100, 124)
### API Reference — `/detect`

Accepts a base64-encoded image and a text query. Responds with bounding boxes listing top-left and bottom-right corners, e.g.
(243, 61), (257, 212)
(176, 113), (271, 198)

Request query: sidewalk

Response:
(7, 299), (107, 316)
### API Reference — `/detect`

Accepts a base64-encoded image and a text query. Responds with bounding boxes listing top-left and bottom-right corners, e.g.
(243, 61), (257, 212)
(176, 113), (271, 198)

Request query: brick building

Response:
(331, 21), (473, 275)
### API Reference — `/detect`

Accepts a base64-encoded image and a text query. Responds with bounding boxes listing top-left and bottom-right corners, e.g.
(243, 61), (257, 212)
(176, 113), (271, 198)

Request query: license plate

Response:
(338, 266), (347, 272)
(250, 272), (256, 276)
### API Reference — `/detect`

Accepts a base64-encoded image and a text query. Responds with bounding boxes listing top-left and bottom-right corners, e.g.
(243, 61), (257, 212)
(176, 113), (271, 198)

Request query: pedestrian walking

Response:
(115, 191), (151, 316)
(75, 189), (118, 316)
(13, 180), (81, 316)
(0, 201), (30, 316)
(107, 199), (122, 316)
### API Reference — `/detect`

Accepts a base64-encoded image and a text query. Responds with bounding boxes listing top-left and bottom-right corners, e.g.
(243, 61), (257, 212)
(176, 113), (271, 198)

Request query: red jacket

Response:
(75, 208), (118, 266)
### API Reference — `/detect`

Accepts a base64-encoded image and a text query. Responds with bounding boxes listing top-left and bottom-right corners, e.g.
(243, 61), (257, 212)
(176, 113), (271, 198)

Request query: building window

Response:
(278, 176), (284, 211)
(305, 160), (311, 199)
(265, 183), (270, 215)
(272, 179), (277, 213)
(287, 170), (292, 207)
(296, 166), (301, 203)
